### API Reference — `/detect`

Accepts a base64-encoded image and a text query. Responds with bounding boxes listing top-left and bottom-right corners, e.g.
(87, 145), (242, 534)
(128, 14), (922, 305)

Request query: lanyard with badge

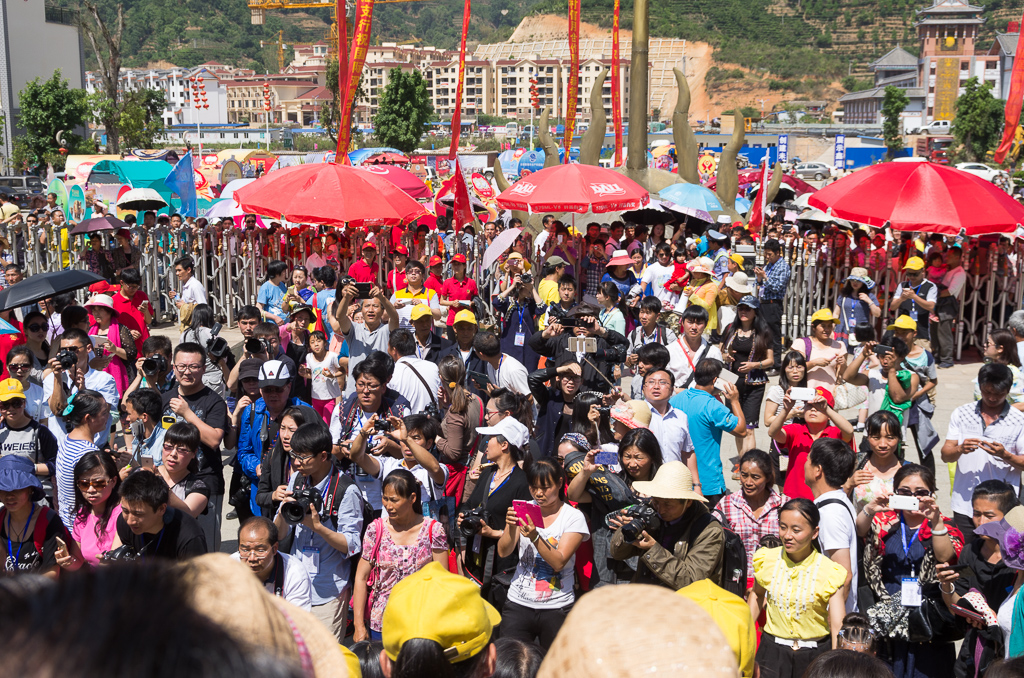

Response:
(905, 283), (925, 322)
(900, 521), (923, 606)
(515, 306), (526, 347)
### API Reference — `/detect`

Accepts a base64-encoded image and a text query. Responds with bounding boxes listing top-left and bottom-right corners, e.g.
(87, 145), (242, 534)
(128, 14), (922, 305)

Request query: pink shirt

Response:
(71, 504), (122, 564)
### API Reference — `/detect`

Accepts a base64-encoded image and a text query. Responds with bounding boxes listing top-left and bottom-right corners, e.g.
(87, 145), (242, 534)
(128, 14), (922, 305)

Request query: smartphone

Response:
(594, 451), (619, 466)
(873, 344), (894, 357)
(951, 604), (986, 623)
(513, 500), (544, 529)
(790, 387), (816, 402)
(947, 562), (976, 580)
(140, 454), (155, 471)
(354, 282), (373, 299)
(467, 371), (492, 390)
(559, 318), (581, 329)
(55, 536), (67, 550)
(888, 494), (920, 512)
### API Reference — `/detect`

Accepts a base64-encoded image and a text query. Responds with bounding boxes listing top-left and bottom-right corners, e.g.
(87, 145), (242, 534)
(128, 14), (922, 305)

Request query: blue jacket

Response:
(237, 396), (310, 515)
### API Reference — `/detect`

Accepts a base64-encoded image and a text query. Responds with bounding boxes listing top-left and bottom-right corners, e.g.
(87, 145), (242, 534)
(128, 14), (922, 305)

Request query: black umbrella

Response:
(69, 216), (130, 235)
(0, 269), (105, 312)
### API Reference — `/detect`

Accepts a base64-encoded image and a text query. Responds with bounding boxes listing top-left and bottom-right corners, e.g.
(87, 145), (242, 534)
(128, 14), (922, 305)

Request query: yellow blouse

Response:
(688, 281), (720, 332)
(753, 546), (847, 641)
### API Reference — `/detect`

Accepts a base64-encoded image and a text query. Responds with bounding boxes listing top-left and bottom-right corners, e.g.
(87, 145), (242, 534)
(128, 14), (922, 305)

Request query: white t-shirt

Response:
(306, 351), (342, 401)
(667, 337), (723, 389)
(999, 587), (1020, 658)
(947, 403), (1024, 515)
(180, 276), (208, 306)
(486, 354), (531, 396)
(640, 262), (680, 304)
(42, 368), (120, 446)
(507, 502), (589, 610)
(378, 455), (448, 504)
(815, 489), (859, 613)
(229, 551), (313, 611)
(391, 357), (441, 414)
(24, 381), (45, 423)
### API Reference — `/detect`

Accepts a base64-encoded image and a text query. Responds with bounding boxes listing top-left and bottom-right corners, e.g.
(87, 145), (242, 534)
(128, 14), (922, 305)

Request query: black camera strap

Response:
(403, 360), (438, 408)
(271, 552), (285, 597)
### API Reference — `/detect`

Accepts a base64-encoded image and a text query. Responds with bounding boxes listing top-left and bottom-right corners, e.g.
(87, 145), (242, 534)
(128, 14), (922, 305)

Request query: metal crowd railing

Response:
(9, 220), (1020, 360)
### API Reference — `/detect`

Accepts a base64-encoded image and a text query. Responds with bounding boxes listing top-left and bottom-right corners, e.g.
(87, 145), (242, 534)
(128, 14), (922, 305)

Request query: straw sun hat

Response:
(630, 461), (706, 502)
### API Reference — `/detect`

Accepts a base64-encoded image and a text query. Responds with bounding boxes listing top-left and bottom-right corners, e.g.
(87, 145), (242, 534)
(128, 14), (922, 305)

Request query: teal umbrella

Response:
(659, 183), (723, 222)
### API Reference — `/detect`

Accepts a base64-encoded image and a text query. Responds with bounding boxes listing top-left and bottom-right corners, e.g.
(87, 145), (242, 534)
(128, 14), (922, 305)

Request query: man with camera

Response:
(225, 305), (264, 392)
(274, 423), (364, 641)
(528, 354), (584, 459)
(124, 388), (167, 472)
(122, 336), (176, 407)
(336, 282), (400, 398)
(609, 461), (725, 590)
(529, 304), (628, 394)
(231, 516), (313, 611)
(160, 342), (228, 548)
(493, 254), (542, 372)
(113, 468), (208, 561)
(44, 328), (119, 446)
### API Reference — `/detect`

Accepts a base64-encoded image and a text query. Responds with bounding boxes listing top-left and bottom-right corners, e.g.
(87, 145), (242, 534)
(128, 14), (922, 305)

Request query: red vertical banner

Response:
(448, 0), (472, 160)
(451, 158), (476, 229)
(611, 0), (622, 167)
(747, 157), (769, 234)
(335, 0), (349, 161)
(995, 9), (1024, 163)
(338, 0), (374, 161)
(563, 0), (580, 162)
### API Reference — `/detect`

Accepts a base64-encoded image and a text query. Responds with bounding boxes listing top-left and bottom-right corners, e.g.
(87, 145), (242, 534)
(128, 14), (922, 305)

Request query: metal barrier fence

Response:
(8, 220), (1021, 359)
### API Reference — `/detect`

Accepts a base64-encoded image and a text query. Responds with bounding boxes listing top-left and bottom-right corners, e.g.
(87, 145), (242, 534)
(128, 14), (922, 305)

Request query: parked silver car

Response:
(791, 162), (833, 181)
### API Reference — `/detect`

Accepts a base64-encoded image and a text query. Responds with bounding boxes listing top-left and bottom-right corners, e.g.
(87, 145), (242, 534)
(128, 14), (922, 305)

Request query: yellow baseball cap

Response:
(678, 580), (757, 678)
(728, 253), (745, 267)
(903, 256), (925, 271)
(453, 309), (477, 325)
(410, 304), (433, 321)
(887, 315), (918, 331)
(0, 378), (25, 402)
(383, 562), (501, 663)
(810, 308), (839, 324)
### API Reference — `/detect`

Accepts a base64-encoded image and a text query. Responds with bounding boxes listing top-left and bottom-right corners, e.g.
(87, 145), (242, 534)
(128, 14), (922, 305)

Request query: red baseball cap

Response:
(428, 255), (443, 267)
(452, 254), (467, 264)
(394, 245), (409, 256)
(362, 241), (377, 250)
(814, 387), (835, 409)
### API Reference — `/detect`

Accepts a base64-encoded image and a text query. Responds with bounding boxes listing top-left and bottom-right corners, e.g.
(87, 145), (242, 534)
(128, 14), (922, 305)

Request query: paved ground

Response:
(148, 321), (981, 552)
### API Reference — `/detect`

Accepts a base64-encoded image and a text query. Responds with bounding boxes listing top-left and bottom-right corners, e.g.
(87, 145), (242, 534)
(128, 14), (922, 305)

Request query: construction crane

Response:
(249, 0), (433, 58)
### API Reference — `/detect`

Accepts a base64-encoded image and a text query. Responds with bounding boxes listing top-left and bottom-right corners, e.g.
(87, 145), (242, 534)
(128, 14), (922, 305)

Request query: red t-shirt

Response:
(780, 423), (848, 500)
(0, 327), (25, 380)
(424, 273), (443, 294)
(385, 269), (407, 293)
(112, 289), (152, 351)
(348, 259), (379, 284)
(440, 276), (479, 325)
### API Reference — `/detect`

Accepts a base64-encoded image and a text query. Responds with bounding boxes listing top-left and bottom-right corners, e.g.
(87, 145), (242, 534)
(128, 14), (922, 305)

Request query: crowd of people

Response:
(4, 203), (1024, 678)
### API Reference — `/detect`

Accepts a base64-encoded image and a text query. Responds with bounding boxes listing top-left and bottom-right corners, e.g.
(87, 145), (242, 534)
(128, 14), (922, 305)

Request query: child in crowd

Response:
(926, 250), (947, 283)
(305, 330), (343, 420)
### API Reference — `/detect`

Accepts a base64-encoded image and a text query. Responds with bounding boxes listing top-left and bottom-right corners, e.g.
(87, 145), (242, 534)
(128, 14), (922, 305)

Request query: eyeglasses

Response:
(262, 385), (286, 394)
(25, 323), (45, 332)
(238, 544), (272, 556)
(895, 488), (932, 498)
(288, 451), (316, 461)
(0, 399), (25, 409)
(485, 409), (502, 418)
(174, 364), (204, 373)
(77, 478), (111, 490)
(645, 379), (671, 387)
(355, 381), (382, 392)
(8, 363), (30, 371)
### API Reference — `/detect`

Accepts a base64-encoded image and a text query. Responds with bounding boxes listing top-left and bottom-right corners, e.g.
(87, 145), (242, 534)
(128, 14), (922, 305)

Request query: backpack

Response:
(689, 509), (749, 598)
(0, 505), (56, 567)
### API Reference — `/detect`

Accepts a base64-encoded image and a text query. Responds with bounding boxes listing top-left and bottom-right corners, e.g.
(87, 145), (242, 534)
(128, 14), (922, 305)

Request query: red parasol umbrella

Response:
(495, 163), (649, 213)
(355, 165), (432, 200)
(707, 172), (817, 196)
(234, 163), (428, 228)
(808, 162), (1024, 236)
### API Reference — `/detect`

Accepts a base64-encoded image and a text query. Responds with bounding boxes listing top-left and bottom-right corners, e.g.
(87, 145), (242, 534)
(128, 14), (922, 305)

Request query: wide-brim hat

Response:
(845, 267), (875, 289)
(631, 461), (706, 502)
(536, 584), (739, 678)
(607, 249), (633, 267)
(85, 294), (118, 316)
(725, 272), (752, 295)
(0, 455), (44, 502)
(609, 400), (651, 429)
(687, 257), (715, 276)
(975, 505), (1024, 570)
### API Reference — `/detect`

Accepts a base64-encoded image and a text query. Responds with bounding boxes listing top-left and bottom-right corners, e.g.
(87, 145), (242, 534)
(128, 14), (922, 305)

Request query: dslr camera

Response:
(519, 272), (533, 285)
(373, 418), (393, 433)
(459, 506), (491, 538)
(56, 347), (78, 370)
(245, 337), (271, 356)
(618, 501), (662, 543)
(142, 353), (167, 377)
(281, 486), (325, 526)
(100, 543), (144, 562)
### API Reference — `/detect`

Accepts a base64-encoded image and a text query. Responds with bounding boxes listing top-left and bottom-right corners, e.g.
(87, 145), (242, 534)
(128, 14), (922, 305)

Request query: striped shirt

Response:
(56, 436), (99, 529)
(947, 401), (1024, 515)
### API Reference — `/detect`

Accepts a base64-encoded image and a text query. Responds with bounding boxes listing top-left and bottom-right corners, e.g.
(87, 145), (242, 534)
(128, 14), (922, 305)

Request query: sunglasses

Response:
(895, 488), (932, 498)
(25, 323), (46, 332)
(8, 363), (31, 371)
(0, 399), (25, 409)
(77, 478), (111, 490)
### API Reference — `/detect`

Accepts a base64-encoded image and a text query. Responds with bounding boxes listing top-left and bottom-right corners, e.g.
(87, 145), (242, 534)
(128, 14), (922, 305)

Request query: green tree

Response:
(88, 88), (167, 151)
(881, 85), (909, 159)
(17, 70), (90, 171)
(372, 69), (433, 154)
(952, 77), (1005, 162)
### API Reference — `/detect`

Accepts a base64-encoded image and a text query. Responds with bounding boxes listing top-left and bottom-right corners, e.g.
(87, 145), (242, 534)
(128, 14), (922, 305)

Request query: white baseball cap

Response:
(476, 416), (530, 449)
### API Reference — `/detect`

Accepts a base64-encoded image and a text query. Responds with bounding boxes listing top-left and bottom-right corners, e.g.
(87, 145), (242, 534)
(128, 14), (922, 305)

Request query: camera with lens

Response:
(519, 273), (533, 285)
(459, 507), (491, 538)
(281, 487), (325, 526)
(373, 418), (393, 433)
(424, 402), (442, 421)
(618, 501), (662, 543)
(142, 353), (167, 377)
(56, 347), (78, 370)
(100, 544), (143, 562)
(245, 337), (270, 356)
(338, 276), (356, 288)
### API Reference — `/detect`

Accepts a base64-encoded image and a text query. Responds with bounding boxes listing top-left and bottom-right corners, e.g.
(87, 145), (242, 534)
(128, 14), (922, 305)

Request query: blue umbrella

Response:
(0, 317), (18, 336)
(734, 196), (752, 214)
(659, 183), (723, 222)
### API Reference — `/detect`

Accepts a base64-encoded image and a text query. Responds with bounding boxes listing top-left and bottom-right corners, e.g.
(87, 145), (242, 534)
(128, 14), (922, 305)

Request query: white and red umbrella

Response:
(495, 163), (650, 214)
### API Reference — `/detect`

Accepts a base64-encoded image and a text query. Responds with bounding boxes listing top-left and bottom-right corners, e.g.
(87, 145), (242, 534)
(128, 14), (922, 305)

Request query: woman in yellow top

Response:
(537, 256), (567, 306)
(750, 498), (848, 678)
(684, 257), (720, 333)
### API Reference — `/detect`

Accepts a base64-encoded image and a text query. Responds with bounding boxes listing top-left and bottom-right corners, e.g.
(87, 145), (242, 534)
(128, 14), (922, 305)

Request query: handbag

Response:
(833, 382), (867, 411)
(908, 582), (966, 644)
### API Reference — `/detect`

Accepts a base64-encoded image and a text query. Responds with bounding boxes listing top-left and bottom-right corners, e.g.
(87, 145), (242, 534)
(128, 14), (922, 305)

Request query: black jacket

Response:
(528, 328), (628, 393)
(255, 404), (322, 517)
(528, 364), (573, 459)
(417, 330), (451, 365)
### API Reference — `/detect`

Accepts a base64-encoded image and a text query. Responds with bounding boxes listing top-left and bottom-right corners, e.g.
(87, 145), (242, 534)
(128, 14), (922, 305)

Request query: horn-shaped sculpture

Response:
(537, 107), (560, 168)
(714, 112), (745, 222)
(578, 69), (608, 167)
(672, 68), (699, 185)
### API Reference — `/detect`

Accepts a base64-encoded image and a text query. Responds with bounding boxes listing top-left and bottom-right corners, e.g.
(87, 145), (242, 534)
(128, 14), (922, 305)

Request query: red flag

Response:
(338, 0), (374, 161)
(995, 17), (1024, 164)
(611, 0), (622, 167)
(450, 158), (476, 230)
(747, 157), (769, 234)
(563, 0), (581, 161)
(334, 0), (349, 160)
(448, 0), (472, 160)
